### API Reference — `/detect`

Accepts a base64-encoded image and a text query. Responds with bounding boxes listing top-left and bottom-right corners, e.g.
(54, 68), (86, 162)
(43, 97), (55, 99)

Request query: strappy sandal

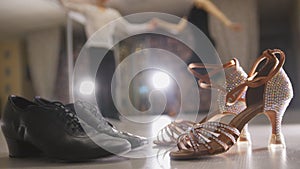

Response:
(154, 59), (249, 146)
(170, 49), (293, 159)
(153, 120), (195, 146)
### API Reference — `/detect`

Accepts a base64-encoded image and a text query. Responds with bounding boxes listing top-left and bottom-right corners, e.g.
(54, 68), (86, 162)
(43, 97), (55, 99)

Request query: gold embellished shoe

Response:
(170, 49), (293, 160)
(154, 59), (250, 146)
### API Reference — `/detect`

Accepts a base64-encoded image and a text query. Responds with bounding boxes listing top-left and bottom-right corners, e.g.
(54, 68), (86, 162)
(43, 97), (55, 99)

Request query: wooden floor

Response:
(0, 111), (299, 169)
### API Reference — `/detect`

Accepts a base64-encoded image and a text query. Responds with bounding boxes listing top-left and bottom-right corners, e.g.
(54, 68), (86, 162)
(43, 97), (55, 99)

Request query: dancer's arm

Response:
(152, 17), (188, 35)
(59, 0), (88, 13)
(196, 0), (241, 31)
(116, 11), (155, 34)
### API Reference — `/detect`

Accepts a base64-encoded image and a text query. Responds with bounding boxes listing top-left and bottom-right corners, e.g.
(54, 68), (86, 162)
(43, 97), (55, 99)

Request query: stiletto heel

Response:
(5, 138), (42, 158)
(154, 59), (249, 146)
(170, 49), (293, 159)
(265, 111), (285, 147)
(238, 124), (251, 144)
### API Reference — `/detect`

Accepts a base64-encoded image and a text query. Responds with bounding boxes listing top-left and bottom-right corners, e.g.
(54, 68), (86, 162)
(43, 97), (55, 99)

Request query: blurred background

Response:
(0, 0), (299, 117)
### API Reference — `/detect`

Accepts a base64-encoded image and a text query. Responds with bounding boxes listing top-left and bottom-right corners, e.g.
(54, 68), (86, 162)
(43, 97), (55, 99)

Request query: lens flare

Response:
(152, 72), (170, 89)
(79, 81), (95, 95)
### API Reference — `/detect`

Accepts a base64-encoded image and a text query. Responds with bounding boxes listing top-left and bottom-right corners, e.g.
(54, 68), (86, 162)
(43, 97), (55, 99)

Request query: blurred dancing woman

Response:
(153, 0), (242, 112)
(155, 0), (241, 48)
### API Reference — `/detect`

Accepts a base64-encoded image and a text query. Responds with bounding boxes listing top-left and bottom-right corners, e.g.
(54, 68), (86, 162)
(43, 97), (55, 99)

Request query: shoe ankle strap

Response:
(188, 59), (240, 91)
(225, 49), (285, 106)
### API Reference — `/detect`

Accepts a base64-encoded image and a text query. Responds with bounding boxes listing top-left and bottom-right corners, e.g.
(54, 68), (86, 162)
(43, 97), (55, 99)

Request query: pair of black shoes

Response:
(1, 95), (148, 161)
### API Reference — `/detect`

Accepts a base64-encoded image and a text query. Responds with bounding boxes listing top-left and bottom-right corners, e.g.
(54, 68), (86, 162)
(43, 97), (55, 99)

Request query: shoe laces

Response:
(76, 101), (145, 142)
(75, 101), (111, 131)
(80, 102), (141, 138)
(52, 102), (84, 133)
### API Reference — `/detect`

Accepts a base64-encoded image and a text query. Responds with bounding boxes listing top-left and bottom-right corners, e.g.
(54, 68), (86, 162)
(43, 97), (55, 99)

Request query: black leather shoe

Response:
(34, 97), (148, 150)
(1, 96), (131, 161)
(33, 97), (114, 132)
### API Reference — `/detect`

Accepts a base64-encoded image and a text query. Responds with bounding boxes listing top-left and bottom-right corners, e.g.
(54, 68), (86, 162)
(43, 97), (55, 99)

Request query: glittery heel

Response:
(265, 111), (286, 148)
(238, 124), (251, 144)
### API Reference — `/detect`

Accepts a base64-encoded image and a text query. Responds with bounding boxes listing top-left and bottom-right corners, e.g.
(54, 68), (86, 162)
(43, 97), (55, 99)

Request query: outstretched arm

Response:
(196, 0), (241, 31)
(117, 18), (154, 35)
(115, 10), (156, 34)
(152, 17), (188, 35)
(59, 0), (87, 13)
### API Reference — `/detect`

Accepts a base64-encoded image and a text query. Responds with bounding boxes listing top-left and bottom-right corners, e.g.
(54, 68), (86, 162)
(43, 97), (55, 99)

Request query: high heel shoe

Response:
(170, 49), (293, 159)
(154, 59), (249, 146)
